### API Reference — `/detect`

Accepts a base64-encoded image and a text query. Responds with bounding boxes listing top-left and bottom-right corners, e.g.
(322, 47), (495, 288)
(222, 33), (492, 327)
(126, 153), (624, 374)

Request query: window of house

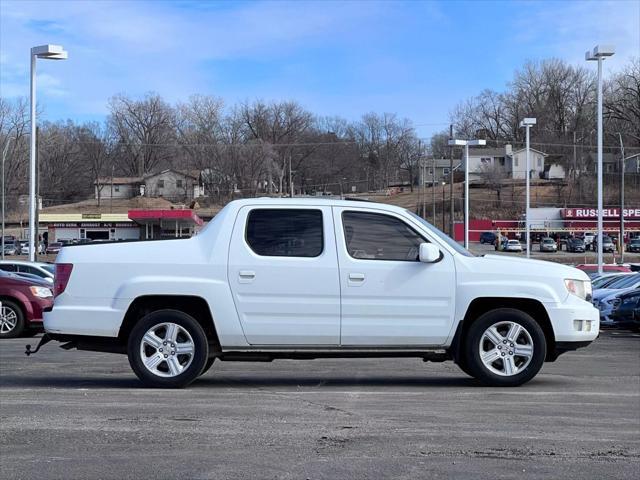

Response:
(246, 209), (323, 257)
(114, 185), (120, 192)
(514, 157), (519, 167)
(537, 158), (542, 167)
(481, 157), (491, 165)
(443, 168), (450, 175)
(158, 180), (164, 188)
(496, 157), (505, 166)
(342, 211), (425, 261)
(176, 179), (183, 188)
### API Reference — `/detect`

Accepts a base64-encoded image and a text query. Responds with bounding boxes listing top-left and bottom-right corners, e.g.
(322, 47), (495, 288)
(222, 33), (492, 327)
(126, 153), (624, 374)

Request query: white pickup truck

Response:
(38, 198), (598, 388)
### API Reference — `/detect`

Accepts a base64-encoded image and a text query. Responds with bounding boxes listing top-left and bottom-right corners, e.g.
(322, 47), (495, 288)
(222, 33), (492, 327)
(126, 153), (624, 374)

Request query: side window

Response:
(0, 264), (16, 272)
(342, 211), (425, 261)
(246, 209), (323, 257)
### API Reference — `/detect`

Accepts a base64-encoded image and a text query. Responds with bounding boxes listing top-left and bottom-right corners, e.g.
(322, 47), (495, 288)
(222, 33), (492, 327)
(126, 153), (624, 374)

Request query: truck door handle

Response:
(238, 271), (256, 283)
(349, 273), (365, 281)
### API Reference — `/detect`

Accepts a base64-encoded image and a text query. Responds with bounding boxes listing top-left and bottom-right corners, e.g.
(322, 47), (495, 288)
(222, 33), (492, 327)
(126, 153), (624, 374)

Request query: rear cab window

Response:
(246, 209), (323, 257)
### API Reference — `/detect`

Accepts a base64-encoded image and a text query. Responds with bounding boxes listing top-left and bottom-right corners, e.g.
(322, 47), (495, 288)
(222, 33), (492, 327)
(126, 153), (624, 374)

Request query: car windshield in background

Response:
(607, 274), (640, 289)
(406, 211), (474, 258)
(543, 239), (554, 243)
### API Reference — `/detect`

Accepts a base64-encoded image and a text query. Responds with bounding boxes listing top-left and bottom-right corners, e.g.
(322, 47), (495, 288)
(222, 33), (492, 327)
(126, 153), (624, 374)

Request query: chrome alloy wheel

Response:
(139, 322), (195, 378)
(0, 305), (18, 334)
(479, 321), (534, 376)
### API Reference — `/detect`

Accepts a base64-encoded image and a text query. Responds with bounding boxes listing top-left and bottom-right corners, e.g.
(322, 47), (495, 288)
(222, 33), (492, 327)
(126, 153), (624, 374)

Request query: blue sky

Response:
(1, 0), (638, 138)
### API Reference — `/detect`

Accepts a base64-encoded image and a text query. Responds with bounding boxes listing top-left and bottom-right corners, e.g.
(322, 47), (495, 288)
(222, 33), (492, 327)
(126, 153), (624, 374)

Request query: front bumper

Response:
(545, 298), (600, 343)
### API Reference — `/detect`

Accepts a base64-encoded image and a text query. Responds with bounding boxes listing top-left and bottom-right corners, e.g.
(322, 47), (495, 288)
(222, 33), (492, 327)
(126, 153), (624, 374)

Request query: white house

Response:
(466, 144), (549, 180)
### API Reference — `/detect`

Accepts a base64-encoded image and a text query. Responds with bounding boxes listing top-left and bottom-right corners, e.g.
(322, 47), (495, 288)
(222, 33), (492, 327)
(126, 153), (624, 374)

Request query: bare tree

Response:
(108, 93), (176, 176)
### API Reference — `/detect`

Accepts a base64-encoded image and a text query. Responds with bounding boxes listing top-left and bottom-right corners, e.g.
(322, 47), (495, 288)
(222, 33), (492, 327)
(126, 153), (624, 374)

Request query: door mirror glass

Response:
(419, 243), (440, 263)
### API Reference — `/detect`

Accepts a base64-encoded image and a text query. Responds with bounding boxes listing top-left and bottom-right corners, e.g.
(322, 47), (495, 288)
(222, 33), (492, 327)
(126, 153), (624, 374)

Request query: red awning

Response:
(128, 209), (203, 226)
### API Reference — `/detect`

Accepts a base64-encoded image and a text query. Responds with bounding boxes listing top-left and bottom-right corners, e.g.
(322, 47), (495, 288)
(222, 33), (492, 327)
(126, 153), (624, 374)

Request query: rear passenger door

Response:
(228, 206), (341, 345)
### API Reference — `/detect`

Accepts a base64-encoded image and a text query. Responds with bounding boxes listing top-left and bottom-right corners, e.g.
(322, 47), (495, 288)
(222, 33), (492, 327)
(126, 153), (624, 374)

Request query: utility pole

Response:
(1, 137), (13, 260)
(432, 157), (436, 224)
(289, 152), (294, 197)
(618, 133), (625, 263)
(449, 124), (454, 236)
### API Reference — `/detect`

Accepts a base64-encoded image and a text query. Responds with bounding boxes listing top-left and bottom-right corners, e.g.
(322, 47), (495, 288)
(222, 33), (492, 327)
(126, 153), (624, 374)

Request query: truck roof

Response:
(226, 197), (406, 212)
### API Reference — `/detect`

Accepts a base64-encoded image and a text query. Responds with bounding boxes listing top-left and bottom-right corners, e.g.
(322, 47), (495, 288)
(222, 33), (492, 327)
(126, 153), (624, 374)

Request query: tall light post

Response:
(2, 137), (14, 259)
(29, 44), (68, 261)
(520, 118), (536, 258)
(448, 138), (486, 248)
(586, 44), (615, 275)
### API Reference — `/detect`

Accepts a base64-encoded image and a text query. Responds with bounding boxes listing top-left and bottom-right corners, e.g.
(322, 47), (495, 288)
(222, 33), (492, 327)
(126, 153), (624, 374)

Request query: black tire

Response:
(127, 310), (209, 388)
(199, 357), (215, 376)
(0, 300), (26, 338)
(464, 308), (546, 387)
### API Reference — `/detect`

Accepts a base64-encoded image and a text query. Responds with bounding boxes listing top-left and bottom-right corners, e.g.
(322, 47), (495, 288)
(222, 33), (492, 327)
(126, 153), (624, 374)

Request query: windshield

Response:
(631, 240), (640, 245)
(543, 239), (554, 243)
(406, 211), (474, 257)
(508, 240), (519, 244)
(593, 275), (623, 288)
(607, 274), (640, 289)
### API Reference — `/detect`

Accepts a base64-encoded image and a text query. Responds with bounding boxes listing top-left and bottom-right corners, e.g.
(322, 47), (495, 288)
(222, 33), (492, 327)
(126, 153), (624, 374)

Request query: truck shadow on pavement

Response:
(0, 373), (558, 389)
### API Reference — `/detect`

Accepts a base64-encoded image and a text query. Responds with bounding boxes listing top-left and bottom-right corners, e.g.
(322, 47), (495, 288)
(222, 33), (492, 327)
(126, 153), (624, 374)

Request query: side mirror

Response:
(419, 243), (441, 263)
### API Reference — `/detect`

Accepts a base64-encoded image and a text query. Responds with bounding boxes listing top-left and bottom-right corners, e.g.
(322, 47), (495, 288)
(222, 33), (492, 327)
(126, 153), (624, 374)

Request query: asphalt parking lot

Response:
(1, 331), (638, 480)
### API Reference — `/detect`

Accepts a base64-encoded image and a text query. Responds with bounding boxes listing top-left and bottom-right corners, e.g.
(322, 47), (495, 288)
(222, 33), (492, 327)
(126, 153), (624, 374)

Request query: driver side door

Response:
(333, 207), (456, 346)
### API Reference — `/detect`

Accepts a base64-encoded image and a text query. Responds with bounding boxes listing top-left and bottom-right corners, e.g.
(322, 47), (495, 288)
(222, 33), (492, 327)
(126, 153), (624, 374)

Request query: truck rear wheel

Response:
(127, 310), (209, 388)
(464, 308), (546, 387)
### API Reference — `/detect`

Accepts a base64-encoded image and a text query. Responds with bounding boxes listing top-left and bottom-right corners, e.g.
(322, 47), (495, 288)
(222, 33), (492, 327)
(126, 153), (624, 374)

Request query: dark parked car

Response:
(0, 270), (53, 338)
(610, 289), (640, 330)
(566, 237), (586, 253)
(479, 232), (497, 244)
(627, 239), (640, 253)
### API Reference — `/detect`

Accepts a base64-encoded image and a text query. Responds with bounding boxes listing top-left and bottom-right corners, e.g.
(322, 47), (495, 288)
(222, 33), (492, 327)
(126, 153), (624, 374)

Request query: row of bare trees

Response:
(1, 94), (423, 210)
(445, 58), (639, 167)
(1, 57), (637, 213)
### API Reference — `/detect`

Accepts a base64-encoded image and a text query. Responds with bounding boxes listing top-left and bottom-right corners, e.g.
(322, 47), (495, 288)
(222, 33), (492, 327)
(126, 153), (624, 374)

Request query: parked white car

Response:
(40, 198), (598, 388)
(0, 260), (54, 284)
(504, 239), (523, 252)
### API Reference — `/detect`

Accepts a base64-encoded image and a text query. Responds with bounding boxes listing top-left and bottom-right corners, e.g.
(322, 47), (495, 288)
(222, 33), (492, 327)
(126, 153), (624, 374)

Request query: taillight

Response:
(54, 263), (73, 297)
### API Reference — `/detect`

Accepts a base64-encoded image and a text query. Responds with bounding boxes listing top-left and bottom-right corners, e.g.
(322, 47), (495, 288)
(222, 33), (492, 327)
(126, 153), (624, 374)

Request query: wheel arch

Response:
(0, 293), (30, 320)
(118, 295), (221, 351)
(453, 297), (556, 362)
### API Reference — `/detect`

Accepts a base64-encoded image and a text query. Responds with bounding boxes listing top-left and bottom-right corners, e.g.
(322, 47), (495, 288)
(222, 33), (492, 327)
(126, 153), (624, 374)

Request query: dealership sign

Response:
(562, 208), (640, 219)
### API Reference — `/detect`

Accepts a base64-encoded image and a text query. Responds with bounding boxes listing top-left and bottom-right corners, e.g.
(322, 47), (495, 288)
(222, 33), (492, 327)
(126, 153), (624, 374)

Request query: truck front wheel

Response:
(127, 310), (209, 388)
(464, 308), (546, 387)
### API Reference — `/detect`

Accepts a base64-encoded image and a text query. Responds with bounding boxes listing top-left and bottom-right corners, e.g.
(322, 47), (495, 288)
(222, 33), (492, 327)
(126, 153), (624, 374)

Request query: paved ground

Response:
(1, 330), (638, 479)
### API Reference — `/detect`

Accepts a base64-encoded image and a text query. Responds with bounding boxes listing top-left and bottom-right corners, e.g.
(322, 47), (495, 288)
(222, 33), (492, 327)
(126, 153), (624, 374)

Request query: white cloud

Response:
(512, 0), (639, 72)
(0, 0), (384, 116)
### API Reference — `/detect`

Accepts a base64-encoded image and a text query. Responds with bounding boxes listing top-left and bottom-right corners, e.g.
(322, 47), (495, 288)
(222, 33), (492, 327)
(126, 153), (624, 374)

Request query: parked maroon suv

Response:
(0, 270), (53, 338)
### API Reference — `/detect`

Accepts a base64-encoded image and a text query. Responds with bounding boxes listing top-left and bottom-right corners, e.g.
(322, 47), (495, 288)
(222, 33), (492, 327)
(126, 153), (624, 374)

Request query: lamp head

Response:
(31, 44), (68, 60)
(586, 45), (615, 61)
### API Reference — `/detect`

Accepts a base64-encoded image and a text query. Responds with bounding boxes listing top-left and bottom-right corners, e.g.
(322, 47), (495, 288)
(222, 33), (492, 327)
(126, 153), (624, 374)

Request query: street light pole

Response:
(2, 137), (14, 260)
(441, 181), (446, 231)
(449, 138), (485, 247)
(29, 44), (68, 261)
(586, 44), (614, 275)
(618, 133), (625, 264)
(520, 118), (536, 258)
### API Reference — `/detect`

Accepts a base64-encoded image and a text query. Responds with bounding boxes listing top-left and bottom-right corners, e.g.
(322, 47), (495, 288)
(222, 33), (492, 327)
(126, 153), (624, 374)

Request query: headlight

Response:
(29, 286), (53, 298)
(565, 279), (592, 301)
